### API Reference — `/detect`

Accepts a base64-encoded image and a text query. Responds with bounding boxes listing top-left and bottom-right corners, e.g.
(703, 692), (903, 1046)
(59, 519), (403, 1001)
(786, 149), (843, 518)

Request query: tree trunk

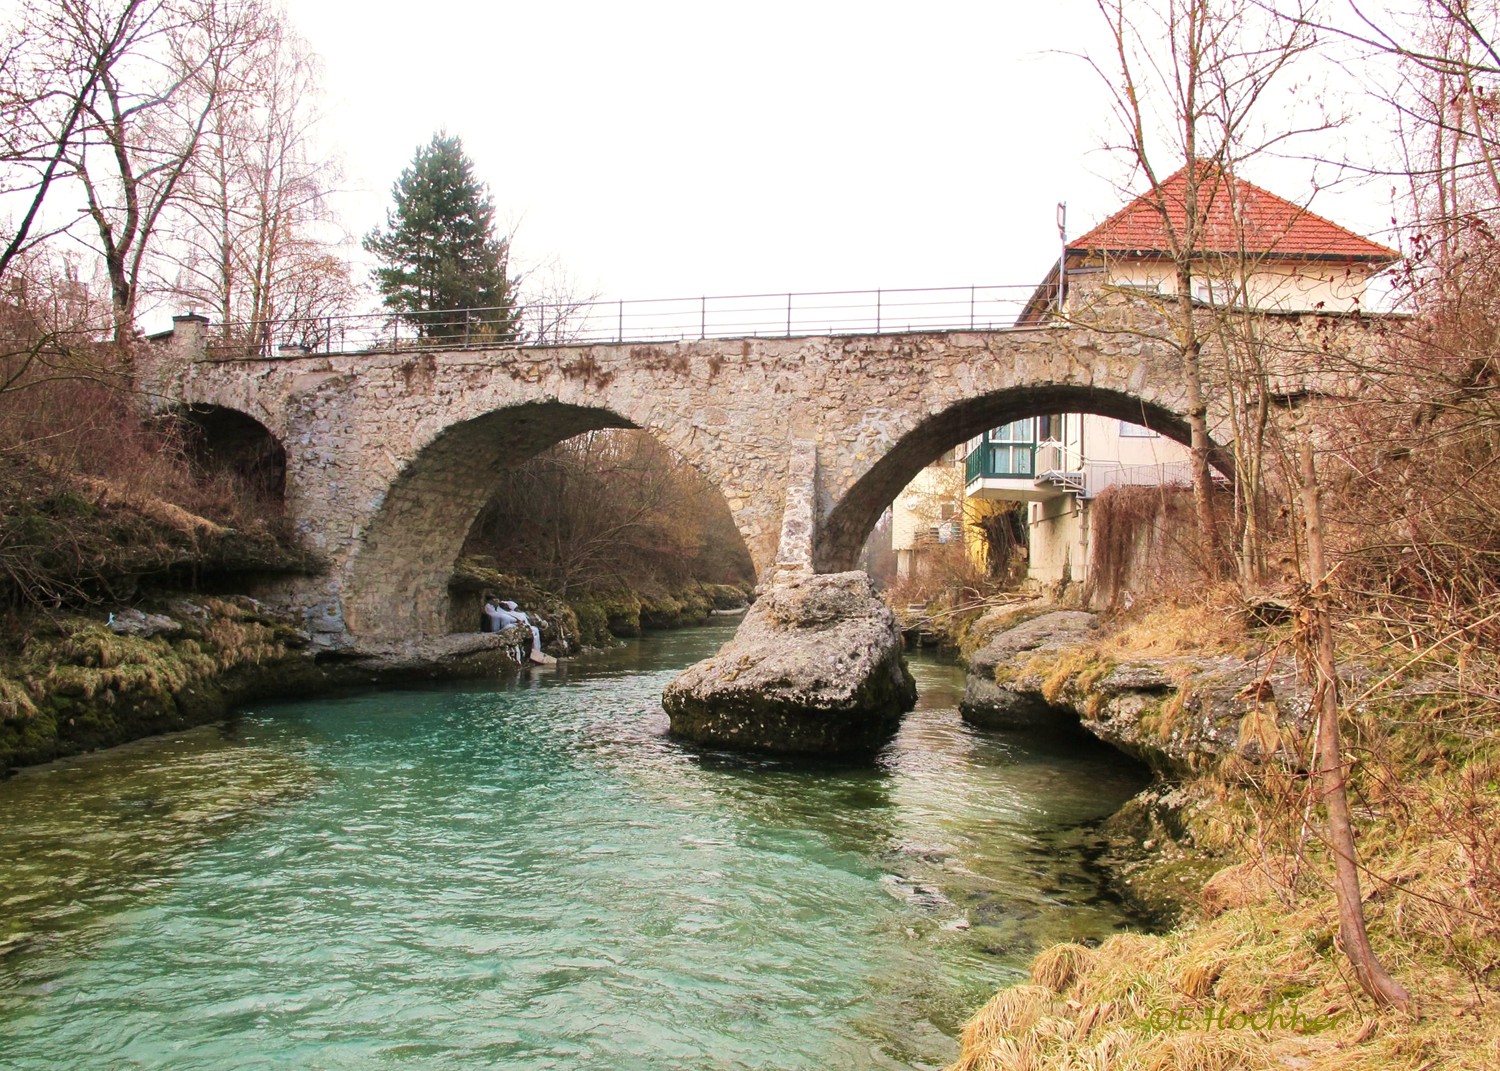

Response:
(1299, 431), (1412, 1011)
(1177, 279), (1221, 578)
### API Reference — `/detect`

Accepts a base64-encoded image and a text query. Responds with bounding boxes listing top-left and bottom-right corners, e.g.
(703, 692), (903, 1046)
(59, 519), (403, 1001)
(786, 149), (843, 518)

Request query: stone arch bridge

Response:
(139, 294), (1372, 649)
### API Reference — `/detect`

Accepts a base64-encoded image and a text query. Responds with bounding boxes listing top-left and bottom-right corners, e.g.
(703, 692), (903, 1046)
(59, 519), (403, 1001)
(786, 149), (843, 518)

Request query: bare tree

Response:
(1297, 422), (1413, 1010)
(1085, 0), (1424, 1010)
(465, 430), (753, 597)
(515, 254), (599, 345)
(1084, 0), (1327, 578)
(162, 10), (355, 352)
(34, 0), (272, 344)
(0, 0), (139, 285)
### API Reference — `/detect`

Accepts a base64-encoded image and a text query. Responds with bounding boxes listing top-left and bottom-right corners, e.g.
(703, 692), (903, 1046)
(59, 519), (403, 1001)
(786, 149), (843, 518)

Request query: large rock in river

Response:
(662, 571), (917, 755)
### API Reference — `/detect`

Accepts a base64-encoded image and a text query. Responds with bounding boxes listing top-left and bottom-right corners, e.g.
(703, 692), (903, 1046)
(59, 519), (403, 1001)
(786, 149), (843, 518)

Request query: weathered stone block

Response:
(662, 571), (916, 756)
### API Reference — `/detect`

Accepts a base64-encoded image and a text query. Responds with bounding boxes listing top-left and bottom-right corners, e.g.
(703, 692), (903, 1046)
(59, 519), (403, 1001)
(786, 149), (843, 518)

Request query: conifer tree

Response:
(363, 133), (519, 341)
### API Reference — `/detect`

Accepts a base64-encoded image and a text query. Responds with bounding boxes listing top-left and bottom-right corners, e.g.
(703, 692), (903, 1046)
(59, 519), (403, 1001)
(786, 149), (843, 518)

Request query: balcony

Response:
(964, 441), (1035, 482)
(964, 436), (1087, 502)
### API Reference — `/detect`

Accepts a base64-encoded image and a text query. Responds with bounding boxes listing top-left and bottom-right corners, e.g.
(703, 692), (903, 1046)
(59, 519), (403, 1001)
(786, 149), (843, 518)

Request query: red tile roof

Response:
(1071, 165), (1399, 263)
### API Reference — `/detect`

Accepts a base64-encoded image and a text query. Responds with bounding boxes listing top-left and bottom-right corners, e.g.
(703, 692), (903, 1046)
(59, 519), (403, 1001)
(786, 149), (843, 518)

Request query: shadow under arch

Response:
(177, 403), (288, 501)
(343, 401), (636, 639)
(815, 385), (1234, 574)
(341, 401), (755, 644)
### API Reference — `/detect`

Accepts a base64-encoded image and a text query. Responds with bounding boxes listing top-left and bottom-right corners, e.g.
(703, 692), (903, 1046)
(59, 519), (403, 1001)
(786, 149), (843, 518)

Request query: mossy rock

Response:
(0, 600), (320, 775)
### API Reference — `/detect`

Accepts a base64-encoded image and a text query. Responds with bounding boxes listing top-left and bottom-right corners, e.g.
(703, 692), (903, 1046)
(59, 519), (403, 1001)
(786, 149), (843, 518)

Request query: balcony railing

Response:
(964, 441), (1036, 483)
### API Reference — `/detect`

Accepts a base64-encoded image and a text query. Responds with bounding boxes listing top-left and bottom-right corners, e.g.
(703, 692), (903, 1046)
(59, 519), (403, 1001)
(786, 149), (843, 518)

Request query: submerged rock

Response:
(661, 571), (916, 755)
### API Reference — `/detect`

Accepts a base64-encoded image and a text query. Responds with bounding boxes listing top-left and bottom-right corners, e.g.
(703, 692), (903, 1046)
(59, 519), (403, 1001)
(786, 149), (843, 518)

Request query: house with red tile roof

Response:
(1018, 165), (1399, 323)
(888, 169), (1399, 593)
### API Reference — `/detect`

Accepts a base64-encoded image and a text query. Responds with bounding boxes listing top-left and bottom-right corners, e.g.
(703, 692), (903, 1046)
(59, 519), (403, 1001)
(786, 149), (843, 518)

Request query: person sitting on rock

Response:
(482, 596), (555, 664)
(499, 600), (551, 662)
(489, 597), (525, 630)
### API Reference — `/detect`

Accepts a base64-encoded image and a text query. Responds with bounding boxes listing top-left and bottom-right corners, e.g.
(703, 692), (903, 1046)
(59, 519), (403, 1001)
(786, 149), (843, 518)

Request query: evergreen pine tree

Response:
(363, 133), (519, 341)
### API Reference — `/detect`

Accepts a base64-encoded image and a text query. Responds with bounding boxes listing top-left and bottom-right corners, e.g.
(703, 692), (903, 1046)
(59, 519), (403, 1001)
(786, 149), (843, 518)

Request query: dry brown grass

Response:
(949, 587), (1500, 1070)
(1031, 943), (1099, 993)
(1097, 588), (1255, 662)
(1199, 857), (1297, 919)
(948, 740), (1500, 1071)
(0, 367), (292, 609)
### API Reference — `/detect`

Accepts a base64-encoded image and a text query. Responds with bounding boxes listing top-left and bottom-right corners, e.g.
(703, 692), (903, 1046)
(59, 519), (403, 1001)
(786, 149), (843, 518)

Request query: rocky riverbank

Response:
(0, 595), (548, 774)
(449, 557), (752, 649)
(958, 604), (1314, 775)
(1, 568), (755, 776)
(943, 598), (1499, 1071)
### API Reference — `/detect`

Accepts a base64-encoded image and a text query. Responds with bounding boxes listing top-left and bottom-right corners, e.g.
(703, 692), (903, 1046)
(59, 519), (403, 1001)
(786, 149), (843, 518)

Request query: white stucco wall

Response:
(1026, 494), (1087, 585)
(1097, 256), (1374, 313)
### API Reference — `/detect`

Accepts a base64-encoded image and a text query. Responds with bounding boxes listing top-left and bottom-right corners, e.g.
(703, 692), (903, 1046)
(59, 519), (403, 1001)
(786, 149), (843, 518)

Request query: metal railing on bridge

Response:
(202, 284), (1039, 360)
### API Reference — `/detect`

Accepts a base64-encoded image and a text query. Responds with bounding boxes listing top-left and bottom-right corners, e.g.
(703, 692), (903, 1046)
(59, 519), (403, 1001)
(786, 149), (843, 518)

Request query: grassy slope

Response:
(947, 601), (1500, 1071)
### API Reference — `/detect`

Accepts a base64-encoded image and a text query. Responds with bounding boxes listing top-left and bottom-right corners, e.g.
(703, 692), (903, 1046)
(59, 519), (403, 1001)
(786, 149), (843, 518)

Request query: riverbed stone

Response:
(661, 571), (916, 755)
(960, 610), (1098, 731)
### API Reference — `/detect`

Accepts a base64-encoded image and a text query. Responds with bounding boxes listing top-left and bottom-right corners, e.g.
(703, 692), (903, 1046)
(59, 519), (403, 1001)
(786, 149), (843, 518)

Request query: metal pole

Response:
(786, 293), (792, 336)
(700, 296), (706, 339)
(1057, 201), (1067, 315)
(617, 300), (623, 343)
(969, 286), (975, 329)
(876, 289), (882, 333)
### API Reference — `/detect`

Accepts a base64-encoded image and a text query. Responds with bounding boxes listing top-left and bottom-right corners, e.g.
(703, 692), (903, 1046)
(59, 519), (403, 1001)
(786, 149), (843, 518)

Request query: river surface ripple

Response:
(0, 622), (1149, 1070)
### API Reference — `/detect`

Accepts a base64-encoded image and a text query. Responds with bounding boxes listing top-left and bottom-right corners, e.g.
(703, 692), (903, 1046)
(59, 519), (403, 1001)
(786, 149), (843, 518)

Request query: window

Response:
(989, 418), (1035, 444)
(1119, 421), (1158, 438)
(984, 419), (1036, 476)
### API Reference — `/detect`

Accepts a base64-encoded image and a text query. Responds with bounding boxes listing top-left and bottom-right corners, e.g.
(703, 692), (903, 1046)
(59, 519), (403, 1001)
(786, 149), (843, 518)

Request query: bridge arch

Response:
(814, 385), (1227, 574)
(342, 401), (636, 637)
(339, 401), (754, 641)
(177, 403), (288, 502)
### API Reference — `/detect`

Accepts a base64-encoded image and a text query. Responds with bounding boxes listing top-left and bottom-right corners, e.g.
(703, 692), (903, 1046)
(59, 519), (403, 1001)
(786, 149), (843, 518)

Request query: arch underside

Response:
(342, 402), (636, 639)
(179, 403), (288, 501)
(815, 384), (1231, 574)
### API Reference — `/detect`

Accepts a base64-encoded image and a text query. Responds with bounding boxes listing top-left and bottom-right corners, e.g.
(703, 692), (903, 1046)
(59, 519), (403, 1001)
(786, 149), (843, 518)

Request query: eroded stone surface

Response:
(959, 610), (1317, 774)
(662, 571), (916, 755)
(960, 611), (1098, 730)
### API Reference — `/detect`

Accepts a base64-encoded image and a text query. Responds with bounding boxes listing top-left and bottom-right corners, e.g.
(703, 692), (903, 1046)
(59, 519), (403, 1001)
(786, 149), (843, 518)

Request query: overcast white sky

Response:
(280, 0), (1399, 307)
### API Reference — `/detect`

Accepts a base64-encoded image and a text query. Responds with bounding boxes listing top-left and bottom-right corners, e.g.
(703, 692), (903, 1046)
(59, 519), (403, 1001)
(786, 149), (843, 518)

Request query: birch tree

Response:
(162, 11), (354, 351)
(41, 0), (271, 343)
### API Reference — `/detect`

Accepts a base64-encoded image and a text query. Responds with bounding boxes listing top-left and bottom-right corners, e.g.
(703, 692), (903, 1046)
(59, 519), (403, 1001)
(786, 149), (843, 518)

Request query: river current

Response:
(0, 622), (1147, 1070)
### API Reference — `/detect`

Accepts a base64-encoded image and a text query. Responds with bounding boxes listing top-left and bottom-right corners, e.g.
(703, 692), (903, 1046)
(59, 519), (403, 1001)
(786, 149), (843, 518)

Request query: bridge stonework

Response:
(141, 296), (1378, 648)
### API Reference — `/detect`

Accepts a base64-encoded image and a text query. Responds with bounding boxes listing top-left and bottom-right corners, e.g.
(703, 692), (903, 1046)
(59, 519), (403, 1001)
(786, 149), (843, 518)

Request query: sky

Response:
(279, 0), (1400, 310)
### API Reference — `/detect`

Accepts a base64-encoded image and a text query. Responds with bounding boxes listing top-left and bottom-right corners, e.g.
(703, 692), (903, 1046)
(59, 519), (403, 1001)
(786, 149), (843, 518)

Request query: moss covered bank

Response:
(2, 569), (754, 776)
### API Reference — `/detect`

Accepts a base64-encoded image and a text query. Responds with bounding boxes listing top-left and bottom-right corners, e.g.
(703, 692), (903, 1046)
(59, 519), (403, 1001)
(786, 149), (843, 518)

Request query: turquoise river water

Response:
(0, 622), (1149, 1070)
